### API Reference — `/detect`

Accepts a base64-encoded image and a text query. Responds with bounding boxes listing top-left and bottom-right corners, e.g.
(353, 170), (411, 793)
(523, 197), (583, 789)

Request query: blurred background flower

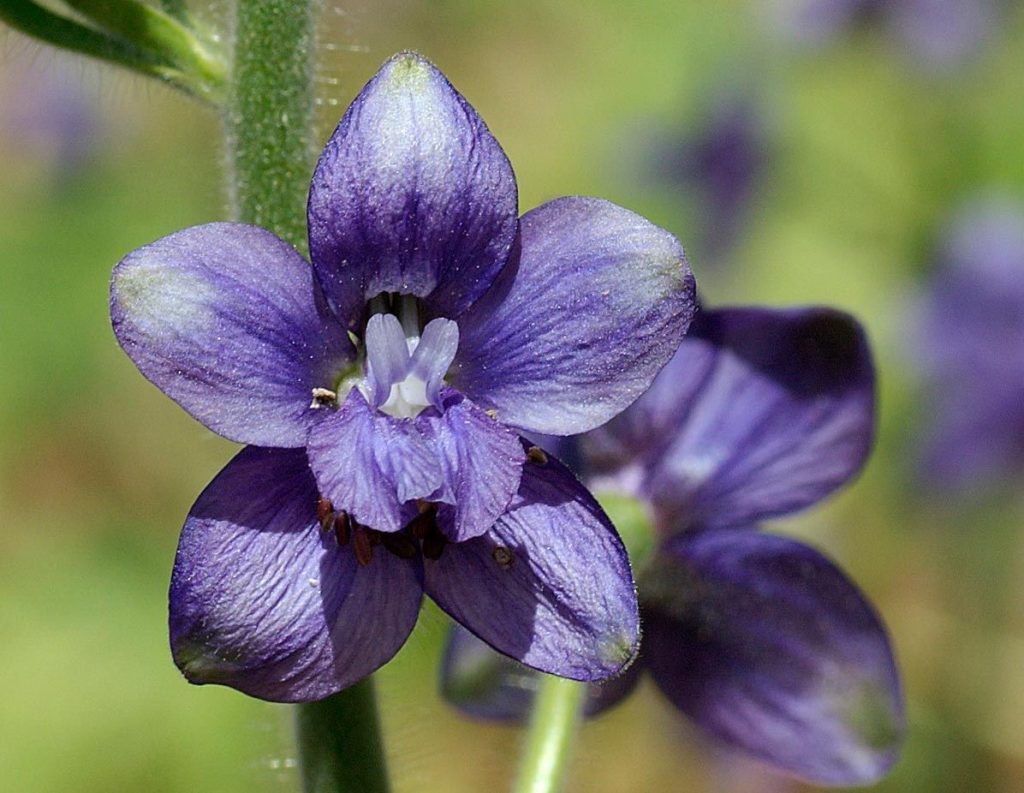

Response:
(3, 1), (1024, 791)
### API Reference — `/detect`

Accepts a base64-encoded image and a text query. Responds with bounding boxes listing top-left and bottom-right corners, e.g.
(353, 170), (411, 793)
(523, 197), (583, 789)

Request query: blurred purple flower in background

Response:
(776, 0), (999, 69)
(444, 307), (905, 785)
(654, 93), (767, 265)
(109, 53), (697, 702)
(916, 197), (1024, 493)
(0, 51), (105, 183)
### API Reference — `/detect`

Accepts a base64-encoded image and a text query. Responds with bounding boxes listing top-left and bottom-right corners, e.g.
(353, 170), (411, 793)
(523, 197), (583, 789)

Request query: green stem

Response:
(512, 675), (586, 793)
(227, 0), (316, 250)
(295, 679), (392, 793)
(228, 3), (390, 791)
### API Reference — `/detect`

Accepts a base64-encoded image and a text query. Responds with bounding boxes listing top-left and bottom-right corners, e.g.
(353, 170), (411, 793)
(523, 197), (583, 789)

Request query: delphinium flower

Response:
(109, 52), (697, 702)
(775, 0), (998, 70)
(443, 306), (905, 785)
(916, 198), (1024, 493)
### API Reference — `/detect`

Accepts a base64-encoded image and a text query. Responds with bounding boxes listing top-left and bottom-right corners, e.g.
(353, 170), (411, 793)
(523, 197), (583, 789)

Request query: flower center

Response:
(360, 295), (459, 419)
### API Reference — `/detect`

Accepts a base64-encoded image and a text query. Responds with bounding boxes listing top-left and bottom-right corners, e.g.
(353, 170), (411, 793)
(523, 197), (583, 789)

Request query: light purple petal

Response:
(111, 223), (352, 447)
(441, 624), (642, 722)
(364, 312), (411, 407)
(642, 307), (875, 534)
(642, 530), (904, 785)
(307, 52), (518, 327)
(452, 197), (696, 435)
(307, 390), (442, 533)
(424, 443), (639, 681)
(422, 390), (525, 542)
(169, 446), (423, 703)
(410, 318), (460, 408)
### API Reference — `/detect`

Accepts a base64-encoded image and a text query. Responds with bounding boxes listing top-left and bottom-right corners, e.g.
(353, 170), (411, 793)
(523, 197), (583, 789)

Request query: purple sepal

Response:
(441, 624), (642, 722)
(642, 530), (904, 785)
(307, 389), (443, 533)
(452, 197), (696, 435)
(638, 307), (875, 533)
(110, 223), (352, 448)
(169, 447), (423, 703)
(426, 391), (525, 542)
(424, 442), (640, 681)
(307, 52), (518, 328)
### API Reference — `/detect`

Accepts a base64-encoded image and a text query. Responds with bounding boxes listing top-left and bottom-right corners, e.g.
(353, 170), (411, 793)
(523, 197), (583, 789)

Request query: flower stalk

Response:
(226, 2), (389, 792)
(512, 675), (586, 793)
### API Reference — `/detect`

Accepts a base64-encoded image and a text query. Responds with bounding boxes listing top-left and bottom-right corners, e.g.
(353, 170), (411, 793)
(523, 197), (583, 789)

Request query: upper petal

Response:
(642, 530), (904, 785)
(307, 52), (518, 328)
(110, 223), (352, 447)
(424, 442), (640, 681)
(640, 307), (875, 533)
(451, 196), (696, 435)
(307, 389), (443, 533)
(170, 446), (423, 703)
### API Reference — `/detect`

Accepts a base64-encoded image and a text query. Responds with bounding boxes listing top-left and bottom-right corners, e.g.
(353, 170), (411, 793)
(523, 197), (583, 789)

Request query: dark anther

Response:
(317, 497), (334, 531)
(368, 529), (382, 547)
(492, 546), (514, 569)
(353, 527), (374, 566)
(406, 503), (439, 539)
(333, 511), (350, 546)
(422, 529), (448, 560)
(382, 532), (418, 560)
(526, 445), (548, 465)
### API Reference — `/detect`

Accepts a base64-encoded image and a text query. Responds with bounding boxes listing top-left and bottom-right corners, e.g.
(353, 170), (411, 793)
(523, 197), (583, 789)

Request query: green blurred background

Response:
(3, 1), (1024, 791)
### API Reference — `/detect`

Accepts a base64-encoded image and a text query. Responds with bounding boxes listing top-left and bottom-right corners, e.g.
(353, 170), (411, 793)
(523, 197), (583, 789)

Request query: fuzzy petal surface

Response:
(424, 443), (639, 681)
(642, 530), (904, 784)
(307, 390), (442, 533)
(451, 196), (696, 435)
(307, 52), (518, 327)
(111, 223), (352, 447)
(169, 447), (423, 703)
(642, 307), (874, 533)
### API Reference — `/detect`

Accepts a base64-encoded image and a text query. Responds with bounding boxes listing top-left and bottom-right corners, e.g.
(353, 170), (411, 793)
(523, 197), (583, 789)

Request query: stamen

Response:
(353, 527), (374, 566)
(485, 408), (499, 419)
(526, 446), (548, 465)
(333, 511), (350, 545)
(492, 546), (515, 569)
(316, 497), (334, 530)
(310, 387), (338, 409)
(422, 528), (447, 560)
(406, 503), (438, 539)
(382, 532), (418, 559)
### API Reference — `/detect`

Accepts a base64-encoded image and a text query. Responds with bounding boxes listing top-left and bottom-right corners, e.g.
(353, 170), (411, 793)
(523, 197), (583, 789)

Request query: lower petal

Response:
(642, 530), (904, 784)
(424, 444), (639, 681)
(170, 446), (423, 703)
(307, 390), (443, 533)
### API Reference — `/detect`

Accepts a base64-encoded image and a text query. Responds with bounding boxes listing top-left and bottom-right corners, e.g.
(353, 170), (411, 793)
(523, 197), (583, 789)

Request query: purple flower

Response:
(777, 0), (998, 69)
(443, 307), (905, 784)
(916, 198), (1024, 492)
(109, 52), (697, 703)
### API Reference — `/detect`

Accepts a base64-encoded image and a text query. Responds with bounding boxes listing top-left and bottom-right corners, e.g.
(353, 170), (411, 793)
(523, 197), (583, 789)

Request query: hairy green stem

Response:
(295, 680), (392, 793)
(227, 0), (316, 250)
(228, 3), (390, 791)
(512, 675), (586, 793)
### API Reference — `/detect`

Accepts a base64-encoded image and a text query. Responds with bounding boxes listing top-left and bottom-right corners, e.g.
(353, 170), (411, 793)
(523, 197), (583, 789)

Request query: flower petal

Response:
(307, 52), (518, 327)
(423, 443), (639, 681)
(641, 307), (875, 533)
(410, 318), (460, 408)
(451, 196), (696, 435)
(423, 390), (525, 542)
(441, 624), (642, 722)
(364, 312), (411, 407)
(169, 446), (424, 703)
(642, 530), (904, 784)
(307, 390), (442, 533)
(110, 223), (352, 447)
